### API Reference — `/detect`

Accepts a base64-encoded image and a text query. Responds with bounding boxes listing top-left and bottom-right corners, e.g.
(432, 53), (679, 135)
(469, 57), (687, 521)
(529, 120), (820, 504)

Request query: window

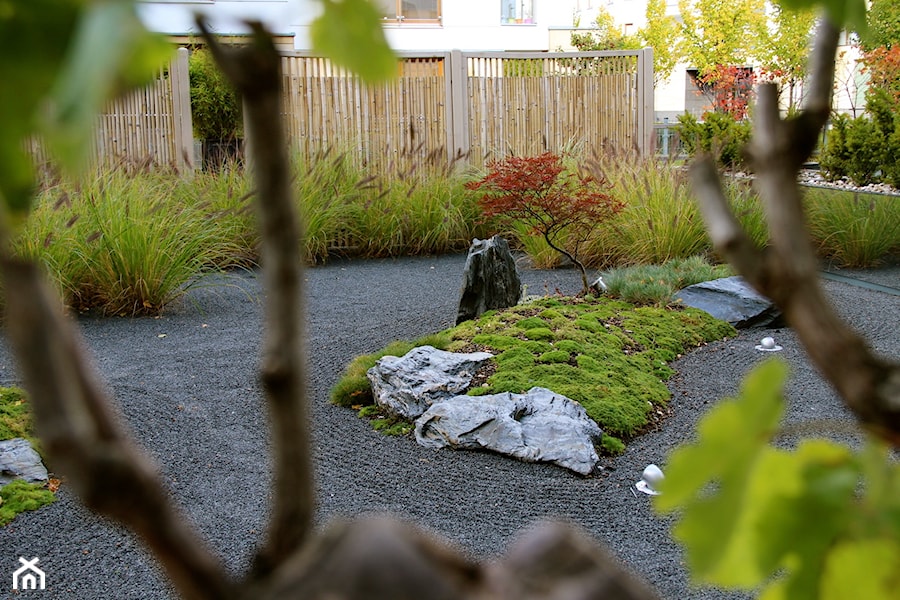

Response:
(502, 0), (534, 24)
(379, 0), (441, 23)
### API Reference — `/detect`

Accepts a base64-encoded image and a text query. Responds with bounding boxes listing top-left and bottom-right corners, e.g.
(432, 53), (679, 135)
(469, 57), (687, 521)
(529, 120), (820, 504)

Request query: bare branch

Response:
(195, 19), (315, 577)
(693, 17), (900, 447)
(0, 258), (234, 600)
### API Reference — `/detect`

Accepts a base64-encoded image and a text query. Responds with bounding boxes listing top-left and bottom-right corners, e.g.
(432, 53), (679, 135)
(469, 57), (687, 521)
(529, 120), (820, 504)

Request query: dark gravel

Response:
(0, 254), (897, 599)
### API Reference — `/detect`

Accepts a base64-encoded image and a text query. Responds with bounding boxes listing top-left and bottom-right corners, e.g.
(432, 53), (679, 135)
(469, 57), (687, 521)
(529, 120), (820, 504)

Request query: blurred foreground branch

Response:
(691, 18), (900, 446)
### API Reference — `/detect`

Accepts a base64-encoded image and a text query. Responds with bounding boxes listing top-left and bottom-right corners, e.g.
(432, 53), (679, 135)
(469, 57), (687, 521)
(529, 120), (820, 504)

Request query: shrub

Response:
(676, 112), (752, 170)
(18, 171), (228, 315)
(467, 152), (624, 294)
(844, 116), (883, 186)
(819, 113), (851, 182)
(188, 47), (242, 141)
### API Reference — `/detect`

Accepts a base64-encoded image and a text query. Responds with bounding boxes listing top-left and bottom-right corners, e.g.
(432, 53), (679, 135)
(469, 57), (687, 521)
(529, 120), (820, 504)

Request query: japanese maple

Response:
(466, 152), (623, 295)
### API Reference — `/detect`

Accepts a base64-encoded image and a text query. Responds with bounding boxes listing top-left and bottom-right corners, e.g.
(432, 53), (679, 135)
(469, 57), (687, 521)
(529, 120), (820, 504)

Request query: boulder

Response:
(0, 438), (48, 486)
(456, 236), (522, 324)
(415, 387), (603, 475)
(673, 276), (784, 329)
(367, 345), (494, 419)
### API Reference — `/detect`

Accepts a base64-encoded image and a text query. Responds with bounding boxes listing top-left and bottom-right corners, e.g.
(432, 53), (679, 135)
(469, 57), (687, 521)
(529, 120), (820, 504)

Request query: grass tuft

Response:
(805, 188), (900, 267)
(601, 256), (733, 306)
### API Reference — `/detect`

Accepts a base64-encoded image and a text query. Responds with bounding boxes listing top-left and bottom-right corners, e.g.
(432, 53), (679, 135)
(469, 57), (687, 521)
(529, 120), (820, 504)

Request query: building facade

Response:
(137, 0), (579, 51)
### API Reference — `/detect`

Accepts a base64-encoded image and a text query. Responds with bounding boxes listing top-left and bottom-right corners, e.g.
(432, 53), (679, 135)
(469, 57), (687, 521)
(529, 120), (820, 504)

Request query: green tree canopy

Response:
(639, 0), (682, 84)
(570, 7), (642, 51)
(678, 0), (769, 78)
(862, 0), (900, 51)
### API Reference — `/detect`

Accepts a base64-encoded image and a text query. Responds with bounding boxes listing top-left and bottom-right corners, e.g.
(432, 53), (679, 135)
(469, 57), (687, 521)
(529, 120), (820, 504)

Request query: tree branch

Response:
(0, 258), (234, 600)
(692, 17), (900, 447)
(196, 19), (316, 578)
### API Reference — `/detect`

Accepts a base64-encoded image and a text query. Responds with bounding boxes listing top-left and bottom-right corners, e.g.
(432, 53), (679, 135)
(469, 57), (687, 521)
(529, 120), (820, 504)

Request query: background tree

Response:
(570, 7), (642, 51)
(757, 4), (817, 111)
(861, 0), (900, 52)
(678, 0), (768, 115)
(638, 0), (682, 85)
(677, 0), (768, 80)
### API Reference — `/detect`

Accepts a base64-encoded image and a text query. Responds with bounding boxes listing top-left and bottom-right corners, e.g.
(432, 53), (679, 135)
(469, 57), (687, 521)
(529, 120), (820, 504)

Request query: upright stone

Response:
(456, 236), (522, 325)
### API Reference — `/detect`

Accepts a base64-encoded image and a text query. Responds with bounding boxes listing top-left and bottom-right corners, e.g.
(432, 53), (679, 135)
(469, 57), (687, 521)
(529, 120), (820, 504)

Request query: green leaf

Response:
(43, 0), (172, 172)
(777, 0), (868, 34)
(655, 358), (787, 511)
(0, 0), (80, 217)
(310, 0), (397, 83)
(655, 359), (788, 586)
(821, 539), (900, 600)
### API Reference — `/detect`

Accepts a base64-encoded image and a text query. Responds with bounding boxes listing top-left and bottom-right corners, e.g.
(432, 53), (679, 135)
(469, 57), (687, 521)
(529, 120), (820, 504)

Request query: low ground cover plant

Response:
(332, 293), (736, 455)
(600, 256), (733, 306)
(0, 387), (56, 526)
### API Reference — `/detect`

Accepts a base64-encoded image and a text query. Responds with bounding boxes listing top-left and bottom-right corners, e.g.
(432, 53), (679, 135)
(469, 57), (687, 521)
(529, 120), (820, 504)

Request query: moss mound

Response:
(333, 296), (736, 453)
(1, 387), (56, 526)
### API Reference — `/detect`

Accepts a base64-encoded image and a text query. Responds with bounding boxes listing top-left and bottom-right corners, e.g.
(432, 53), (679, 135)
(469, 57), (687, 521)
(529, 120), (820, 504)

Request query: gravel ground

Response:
(0, 254), (897, 599)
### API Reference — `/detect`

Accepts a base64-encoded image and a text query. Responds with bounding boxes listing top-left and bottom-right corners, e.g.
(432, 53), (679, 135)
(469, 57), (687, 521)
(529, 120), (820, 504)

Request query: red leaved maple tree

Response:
(466, 152), (623, 295)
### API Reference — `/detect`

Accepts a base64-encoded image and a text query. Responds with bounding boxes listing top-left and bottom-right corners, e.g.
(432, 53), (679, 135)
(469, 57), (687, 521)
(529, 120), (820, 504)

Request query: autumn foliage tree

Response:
(466, 153), (624, 295)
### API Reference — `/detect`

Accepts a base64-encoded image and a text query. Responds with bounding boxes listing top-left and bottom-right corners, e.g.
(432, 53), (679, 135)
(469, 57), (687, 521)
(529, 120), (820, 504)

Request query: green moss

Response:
(600, 435), (626, 455)
(555, 340), (584, 354)
(372, 418), (413, 436)
(0, 387), (56, 526)
(516, 316), (547, 330)
(0, 387), (33, 445)
(539, 350), (570, 364)
(330, 333), (452, 407)
(523, 327), (555, 341)
(0, 480), (56, 526)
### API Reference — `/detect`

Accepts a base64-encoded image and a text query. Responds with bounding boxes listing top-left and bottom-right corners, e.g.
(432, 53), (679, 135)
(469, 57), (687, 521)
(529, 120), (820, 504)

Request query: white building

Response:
(136, 1), (579, 51)
(569, 0), (866, 120)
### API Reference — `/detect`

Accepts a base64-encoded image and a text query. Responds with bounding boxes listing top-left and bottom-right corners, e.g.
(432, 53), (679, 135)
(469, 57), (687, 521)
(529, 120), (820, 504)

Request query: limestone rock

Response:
(415, 387), (603, 475)
(0, 438), (48, 486)
(456, 236), (522, 325)
(673, 276), (784, 329)
(367, 345), (494, 420)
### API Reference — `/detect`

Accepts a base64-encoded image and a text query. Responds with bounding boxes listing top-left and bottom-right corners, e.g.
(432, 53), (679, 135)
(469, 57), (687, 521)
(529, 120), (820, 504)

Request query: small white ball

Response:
(760, 336), (776, 349)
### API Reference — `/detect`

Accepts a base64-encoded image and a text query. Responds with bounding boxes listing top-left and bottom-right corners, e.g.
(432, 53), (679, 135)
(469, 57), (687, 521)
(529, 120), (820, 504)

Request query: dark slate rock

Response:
(456, 236), (522, 324)
(367, 345), (494, 419)
(415, 387), (603, 475)
(0, 438), (48, 486)
(673, 276), (784, 329)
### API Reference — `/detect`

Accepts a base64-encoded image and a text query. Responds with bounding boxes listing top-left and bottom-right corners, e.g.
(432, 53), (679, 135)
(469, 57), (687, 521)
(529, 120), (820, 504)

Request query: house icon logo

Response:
(12, 557), (46, 590)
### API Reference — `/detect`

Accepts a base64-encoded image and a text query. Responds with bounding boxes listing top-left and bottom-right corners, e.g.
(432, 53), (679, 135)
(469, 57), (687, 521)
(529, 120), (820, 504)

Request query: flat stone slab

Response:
(0, 438), (48, 486)
(415, 387), (603, 475)
(367, 345), (494, 419)
(673, 276), (784, 329)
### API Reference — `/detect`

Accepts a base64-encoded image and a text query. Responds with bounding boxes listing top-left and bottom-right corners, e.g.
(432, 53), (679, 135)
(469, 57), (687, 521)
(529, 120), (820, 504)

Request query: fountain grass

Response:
(804, 187), (900, 268)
